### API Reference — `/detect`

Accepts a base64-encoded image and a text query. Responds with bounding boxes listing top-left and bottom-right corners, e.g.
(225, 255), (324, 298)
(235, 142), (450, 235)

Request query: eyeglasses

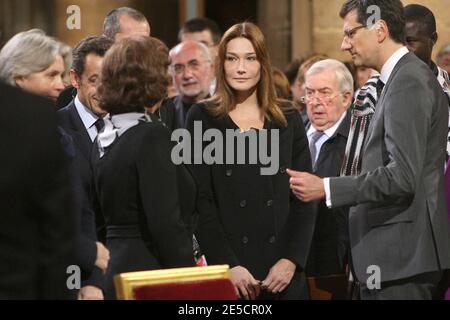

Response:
(301, 91), (342, 104)
(343, 25), (366, 41)
(170, 60), (210, 75)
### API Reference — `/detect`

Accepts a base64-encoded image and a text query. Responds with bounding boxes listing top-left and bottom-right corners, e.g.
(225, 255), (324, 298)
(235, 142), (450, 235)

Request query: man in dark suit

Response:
(56, 7), (151, 110)
(0, 82), (76, 299)
(162, 41), (213, 130)
(58, 35), (113, 300)
(302, 59), (353, 277)
(288, 0), (450, 299)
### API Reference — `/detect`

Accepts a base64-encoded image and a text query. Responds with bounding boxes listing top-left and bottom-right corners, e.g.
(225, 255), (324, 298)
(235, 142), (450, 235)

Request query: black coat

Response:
(0, 83), (76, 299)
(58, 101), (105, 288)
(92, 114), (196, 299)
(185, 102), (317, 299)
(305, 110), (351, 277)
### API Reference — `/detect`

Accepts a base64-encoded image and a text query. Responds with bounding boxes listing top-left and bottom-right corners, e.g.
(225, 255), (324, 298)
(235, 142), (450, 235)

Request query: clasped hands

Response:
(230, 259), (296, 300)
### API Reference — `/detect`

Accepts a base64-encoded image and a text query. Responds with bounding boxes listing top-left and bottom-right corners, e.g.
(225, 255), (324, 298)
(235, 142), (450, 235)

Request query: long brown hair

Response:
(206, 22), (288, 127)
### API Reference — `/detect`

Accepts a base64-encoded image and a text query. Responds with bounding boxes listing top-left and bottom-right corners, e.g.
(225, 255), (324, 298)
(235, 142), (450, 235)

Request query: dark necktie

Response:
(309, 130), (325, 170)
(376, 79), (385, 98)
(94, 118), (105, 133)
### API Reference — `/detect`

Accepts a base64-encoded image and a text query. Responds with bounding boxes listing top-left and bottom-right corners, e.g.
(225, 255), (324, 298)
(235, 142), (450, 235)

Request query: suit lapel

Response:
(67, 102), (94, 160)
(364, 53), (412, 145)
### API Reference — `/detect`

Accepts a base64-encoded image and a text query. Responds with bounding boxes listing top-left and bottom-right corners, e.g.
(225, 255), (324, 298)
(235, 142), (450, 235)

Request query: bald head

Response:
(170, 40), (211, 62)
(169, 41), (213, 103)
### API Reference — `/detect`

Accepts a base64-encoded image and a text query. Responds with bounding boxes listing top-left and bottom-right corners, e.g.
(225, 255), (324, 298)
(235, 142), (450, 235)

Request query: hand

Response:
(78, 286), (104, 300)
(230, 266), (261, 300)
(287, 169), (325, 202)
(95, 242), (110, 273)
(261, 259), (296, 294)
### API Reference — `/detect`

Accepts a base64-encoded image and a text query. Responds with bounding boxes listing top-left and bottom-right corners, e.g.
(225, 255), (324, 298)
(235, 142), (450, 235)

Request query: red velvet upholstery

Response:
(133, 279), (237, 300)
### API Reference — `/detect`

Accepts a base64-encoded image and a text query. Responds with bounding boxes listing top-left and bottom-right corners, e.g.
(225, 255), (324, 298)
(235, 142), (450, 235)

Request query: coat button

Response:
(267, 200), (273, 207)
(279, 166), (286, 174)
(226, 169), (232, 177)
(242, 236), (249, 244)
(269, 236), (276, 244)
(240, 200), (247, 208)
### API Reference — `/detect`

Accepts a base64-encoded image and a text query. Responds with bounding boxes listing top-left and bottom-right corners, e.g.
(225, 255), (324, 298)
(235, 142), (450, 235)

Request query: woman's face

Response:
(224, 37), (261, 93)
(15, 54), (65, 101)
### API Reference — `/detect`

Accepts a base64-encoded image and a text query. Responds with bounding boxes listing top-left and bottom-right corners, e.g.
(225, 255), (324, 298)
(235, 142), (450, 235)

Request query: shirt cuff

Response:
(324, 178), (332, 208)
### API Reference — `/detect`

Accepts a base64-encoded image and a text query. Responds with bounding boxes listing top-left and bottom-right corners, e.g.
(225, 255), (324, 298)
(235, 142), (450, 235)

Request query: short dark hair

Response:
(404, 4), (436, 36)
(179, 17), (222, 45)
(339, 0), (406, 44)
(72, 36), (113, 76)
(98, 36), (169, 115)
(103, 7), (148, 40)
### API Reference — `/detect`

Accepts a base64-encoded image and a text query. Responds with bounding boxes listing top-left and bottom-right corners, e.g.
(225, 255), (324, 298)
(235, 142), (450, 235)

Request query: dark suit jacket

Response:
(92, 114), (196, 299)
(186, 102), (317, 299)
(58, 101), (104, 288)
(0, 82), (76, 299)
(306, 110), (351, 277)
(330, 53), (450, 284)
(159, 96), (206, 131)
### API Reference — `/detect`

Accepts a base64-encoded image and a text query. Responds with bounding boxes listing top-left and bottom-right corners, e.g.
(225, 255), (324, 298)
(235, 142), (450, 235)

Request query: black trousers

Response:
(359, 271), (443, 300)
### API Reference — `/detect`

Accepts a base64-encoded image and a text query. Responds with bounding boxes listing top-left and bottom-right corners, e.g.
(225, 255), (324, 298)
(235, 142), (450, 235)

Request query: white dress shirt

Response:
(74, 96), (101, 142)
(324, 47), (409, 208)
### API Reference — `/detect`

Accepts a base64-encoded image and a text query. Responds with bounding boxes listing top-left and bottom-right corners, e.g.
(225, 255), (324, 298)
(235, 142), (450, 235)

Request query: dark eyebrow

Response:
(226, 52), (256, 56)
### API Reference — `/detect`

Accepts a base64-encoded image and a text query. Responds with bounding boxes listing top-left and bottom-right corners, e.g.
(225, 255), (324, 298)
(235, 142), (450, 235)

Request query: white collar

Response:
(74, 95), (99, 130)
(379, 46), (409, 85)
(307, 110), (347, 139)
(97, 111), (152, 158)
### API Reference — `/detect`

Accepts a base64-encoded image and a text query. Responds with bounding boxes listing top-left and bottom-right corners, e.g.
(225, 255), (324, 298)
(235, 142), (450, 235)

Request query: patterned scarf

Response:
(340, 75), (380, 176)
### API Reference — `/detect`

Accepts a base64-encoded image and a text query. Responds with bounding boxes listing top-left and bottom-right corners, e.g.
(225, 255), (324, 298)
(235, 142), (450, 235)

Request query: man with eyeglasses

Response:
(302, 59), (353, 279)
(288, 0), (450, 300)
(164, 40), (213, 130)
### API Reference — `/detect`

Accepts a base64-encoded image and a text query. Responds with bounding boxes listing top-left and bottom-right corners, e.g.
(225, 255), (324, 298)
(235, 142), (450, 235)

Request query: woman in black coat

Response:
(94, 36), (196, 299)
(185, 22), (316, 300)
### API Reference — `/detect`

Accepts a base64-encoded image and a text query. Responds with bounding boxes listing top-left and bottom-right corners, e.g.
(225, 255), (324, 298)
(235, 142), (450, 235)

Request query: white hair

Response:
(169, 40), (211, 65)
(438, 43), (450, 58)
(305, 59), (354, 96)
(0, 29), (67, 86)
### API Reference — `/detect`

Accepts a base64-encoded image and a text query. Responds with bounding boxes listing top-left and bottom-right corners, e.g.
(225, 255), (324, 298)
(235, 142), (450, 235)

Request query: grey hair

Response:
(169, 40), (212, 64)
(59, 42), (73, 81)
(103, 7), (148, 40)
(438, 43), (450, 59)
(0, 29), (64, 86)
(305, 59), (354, 96)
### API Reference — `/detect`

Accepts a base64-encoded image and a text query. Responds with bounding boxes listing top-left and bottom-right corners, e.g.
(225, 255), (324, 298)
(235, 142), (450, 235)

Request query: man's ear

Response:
(376, 20), (388, 43)
(70, 69), (81, 89)
(342, 90), (353, 107)
(431, 31), (438, 46)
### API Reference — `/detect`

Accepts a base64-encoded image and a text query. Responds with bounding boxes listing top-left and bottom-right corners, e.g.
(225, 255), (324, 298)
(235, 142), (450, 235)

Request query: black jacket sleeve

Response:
(135, 123), (195, 268)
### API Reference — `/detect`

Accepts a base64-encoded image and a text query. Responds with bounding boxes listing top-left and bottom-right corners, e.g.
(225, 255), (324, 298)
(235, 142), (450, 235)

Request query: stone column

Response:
(258, 0), (291, 68)
(291, 0), (313, 59)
